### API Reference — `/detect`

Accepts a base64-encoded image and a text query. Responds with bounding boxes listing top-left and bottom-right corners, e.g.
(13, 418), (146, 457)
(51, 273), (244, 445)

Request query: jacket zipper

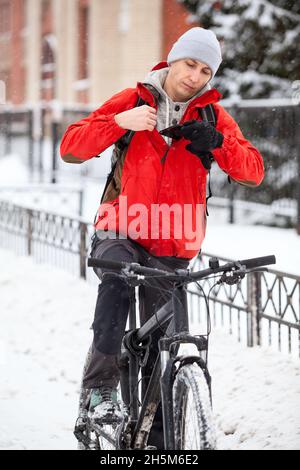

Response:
(157, 147), (170, 204)
(161, 148), (169, 164)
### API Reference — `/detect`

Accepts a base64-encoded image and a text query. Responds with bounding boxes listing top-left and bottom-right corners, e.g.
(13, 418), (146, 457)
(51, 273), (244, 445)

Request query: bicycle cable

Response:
(194, 277), (222, 367)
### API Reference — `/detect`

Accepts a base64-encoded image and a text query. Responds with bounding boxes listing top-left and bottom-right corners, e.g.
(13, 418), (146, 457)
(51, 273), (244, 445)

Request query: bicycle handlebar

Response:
(87, 258), (170, 277)
(189, 255), (276, 280)
(88, 258), (129, 271)
(233, 255), (276, 270)
(88, 254), (276, 283)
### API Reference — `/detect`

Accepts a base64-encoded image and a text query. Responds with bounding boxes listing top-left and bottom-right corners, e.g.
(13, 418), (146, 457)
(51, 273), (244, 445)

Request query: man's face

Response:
(164, 59), (212, 102)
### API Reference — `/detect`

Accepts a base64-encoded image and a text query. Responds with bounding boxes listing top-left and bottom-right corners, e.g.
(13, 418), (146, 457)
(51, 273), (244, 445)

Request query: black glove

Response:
(179, 120), (224, 155)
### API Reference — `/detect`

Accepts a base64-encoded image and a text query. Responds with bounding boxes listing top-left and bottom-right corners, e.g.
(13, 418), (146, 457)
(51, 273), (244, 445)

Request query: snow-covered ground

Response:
(0, 248), (299, 450)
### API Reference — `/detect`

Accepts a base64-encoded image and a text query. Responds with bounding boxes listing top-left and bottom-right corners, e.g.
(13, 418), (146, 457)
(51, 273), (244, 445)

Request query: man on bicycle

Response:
(60, 27), (264, 448)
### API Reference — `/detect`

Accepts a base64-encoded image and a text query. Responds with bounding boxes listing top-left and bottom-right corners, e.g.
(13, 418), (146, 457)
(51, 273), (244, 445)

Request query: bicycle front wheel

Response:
(172, 363), (217, 450)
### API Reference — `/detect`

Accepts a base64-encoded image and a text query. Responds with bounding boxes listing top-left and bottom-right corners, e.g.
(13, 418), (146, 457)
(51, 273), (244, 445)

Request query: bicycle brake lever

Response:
(119, 270), (146, 288)
(217, 268), (246, 285)
(121, 262), (141, 275)
(217, 265), (270, 286)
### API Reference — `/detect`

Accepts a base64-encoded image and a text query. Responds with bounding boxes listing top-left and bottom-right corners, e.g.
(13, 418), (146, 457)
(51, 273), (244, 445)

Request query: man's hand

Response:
(179, 120), (224, 155)
(114, 105), (157, 132)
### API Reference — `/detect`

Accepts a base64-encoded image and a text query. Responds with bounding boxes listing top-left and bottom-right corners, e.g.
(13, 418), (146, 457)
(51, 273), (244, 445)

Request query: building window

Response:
(78, 4), (89, 79)
(41, 34), (56, 67)
(41, 34), (56, 100)
(0, 1), (11, 34)
(118, 0), (130, 33)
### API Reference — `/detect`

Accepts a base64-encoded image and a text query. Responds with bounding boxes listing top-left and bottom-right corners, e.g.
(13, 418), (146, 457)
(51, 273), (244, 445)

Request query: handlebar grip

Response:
(87, 257), (127, 271)
(239, 255), (276, 270)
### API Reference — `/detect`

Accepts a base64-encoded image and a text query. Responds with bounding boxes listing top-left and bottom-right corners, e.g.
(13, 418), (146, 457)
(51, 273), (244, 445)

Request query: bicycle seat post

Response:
(127, 286), (139, 420)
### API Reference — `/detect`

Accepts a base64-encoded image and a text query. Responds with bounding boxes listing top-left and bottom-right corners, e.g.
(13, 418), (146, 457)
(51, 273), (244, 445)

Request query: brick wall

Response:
(0, 0), (200, 105)
(161, 0), (199, 61)
(0, 0), (26, 104)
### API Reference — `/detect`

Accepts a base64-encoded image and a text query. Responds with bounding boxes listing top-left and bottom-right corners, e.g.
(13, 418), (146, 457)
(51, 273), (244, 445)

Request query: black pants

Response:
(82, 233), (189, 448)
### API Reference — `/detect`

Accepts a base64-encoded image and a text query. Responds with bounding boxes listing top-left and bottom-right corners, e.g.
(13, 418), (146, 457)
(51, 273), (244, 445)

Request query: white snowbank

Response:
(0, 154), (29, 185)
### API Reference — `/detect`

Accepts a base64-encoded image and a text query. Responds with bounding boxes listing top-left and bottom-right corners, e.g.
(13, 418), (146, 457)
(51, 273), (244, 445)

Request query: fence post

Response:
(228, 181), (235, 224)
(27, 208), (33, 256)
(79, 222), (87, 279)
(51, 101), (63, 184)
(297, 105), (300, 235)
(28, 110), (34, 178)
(51, 121), (59, 184)
(39, 107), (45, 183)
(78, 189), (84, 217)
(247, 271), (262, 347)
(5, 111), (11, 155)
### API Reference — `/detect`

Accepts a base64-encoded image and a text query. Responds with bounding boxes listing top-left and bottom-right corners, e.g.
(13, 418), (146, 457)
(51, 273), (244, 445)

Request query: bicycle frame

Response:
(84, 253), (276, 450)
(119, 281), (209, 450)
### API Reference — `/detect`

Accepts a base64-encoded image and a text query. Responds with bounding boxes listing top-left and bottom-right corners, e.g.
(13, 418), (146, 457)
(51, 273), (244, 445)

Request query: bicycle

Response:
(74, 253), (276, 450)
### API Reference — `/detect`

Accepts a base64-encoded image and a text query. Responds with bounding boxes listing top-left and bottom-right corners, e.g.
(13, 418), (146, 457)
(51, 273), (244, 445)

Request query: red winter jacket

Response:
(60, 63), (264, 259)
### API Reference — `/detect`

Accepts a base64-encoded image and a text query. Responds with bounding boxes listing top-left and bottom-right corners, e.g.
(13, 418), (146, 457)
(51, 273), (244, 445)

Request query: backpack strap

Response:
(99, 85), (159, 205)
(199, 103), (216, 127)
(113, 84), (159, 152)
(197, 104), (217, 168)
(198, 104), (217, 216)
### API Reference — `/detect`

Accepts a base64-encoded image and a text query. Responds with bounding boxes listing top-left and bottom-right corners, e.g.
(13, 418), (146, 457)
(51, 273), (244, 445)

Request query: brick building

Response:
(0, 0), (198, 106)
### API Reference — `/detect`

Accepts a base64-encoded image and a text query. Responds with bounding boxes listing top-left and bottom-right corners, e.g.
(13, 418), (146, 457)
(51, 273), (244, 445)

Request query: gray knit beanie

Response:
(167, 27), (222, 78)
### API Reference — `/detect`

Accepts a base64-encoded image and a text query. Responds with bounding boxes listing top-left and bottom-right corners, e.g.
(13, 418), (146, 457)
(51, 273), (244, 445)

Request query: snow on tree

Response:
(177, 0), (300, 99)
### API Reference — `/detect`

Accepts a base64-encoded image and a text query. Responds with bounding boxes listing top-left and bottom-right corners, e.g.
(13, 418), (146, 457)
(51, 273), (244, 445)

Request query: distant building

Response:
(0, 0), (198, 106)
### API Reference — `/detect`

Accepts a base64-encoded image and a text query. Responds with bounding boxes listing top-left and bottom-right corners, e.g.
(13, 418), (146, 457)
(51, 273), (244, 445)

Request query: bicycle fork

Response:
(159, 283), (188, 449)
(159, 283), (208, 450)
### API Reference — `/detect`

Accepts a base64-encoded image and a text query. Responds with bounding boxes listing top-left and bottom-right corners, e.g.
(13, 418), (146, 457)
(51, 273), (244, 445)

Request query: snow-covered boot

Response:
(88, 386), (123, 425)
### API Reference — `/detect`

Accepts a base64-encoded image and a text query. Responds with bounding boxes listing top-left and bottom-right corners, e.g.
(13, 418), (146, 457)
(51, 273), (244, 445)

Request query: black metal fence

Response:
(0, 200), (94, 280)
(0, 200), (299, 357)
(0, 184), (84, 217)
(189, 253), (300, 357)
(0, 107), (34, 169)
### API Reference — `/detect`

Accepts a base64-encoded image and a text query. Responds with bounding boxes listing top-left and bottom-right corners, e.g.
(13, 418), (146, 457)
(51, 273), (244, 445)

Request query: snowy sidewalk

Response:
(0, 248), (299, 450)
